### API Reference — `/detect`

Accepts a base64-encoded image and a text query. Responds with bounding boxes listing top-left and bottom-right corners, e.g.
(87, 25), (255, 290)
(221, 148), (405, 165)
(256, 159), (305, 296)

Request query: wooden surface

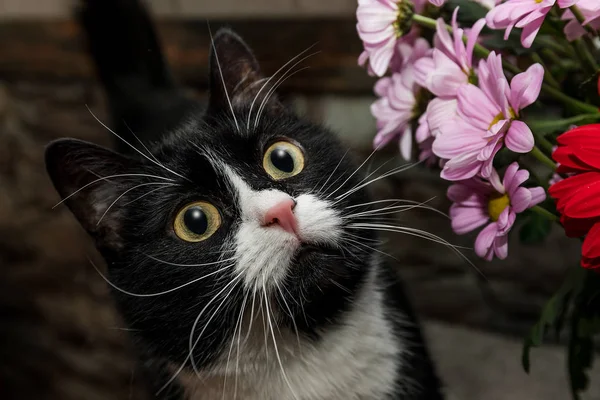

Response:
(0, 0), (357, 19)
(0, 19), (374, 94)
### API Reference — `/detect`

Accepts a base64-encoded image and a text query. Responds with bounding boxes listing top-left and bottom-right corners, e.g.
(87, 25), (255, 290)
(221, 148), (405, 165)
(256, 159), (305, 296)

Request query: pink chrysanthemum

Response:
(357, 0), (426, 76)
(433, 52), (543, 181)
(414, 98), (457, 164)
(475, 0), (502, 8)
(561, 0), (600, 41)
(371, 38), (430, 159)
(486, 0), (577, 48)
(448, 163), (546, 261)
(414, 9), (486, 98)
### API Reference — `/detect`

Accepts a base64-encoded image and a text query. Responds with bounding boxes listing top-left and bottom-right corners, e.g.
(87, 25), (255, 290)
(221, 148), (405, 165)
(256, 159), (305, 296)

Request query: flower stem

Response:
(530, 114), (600, 130)
(573, 38), (599, 73)
(541, 83), (599, 114)
(531, 129), (555, 155)
(411, 14), (600, 115)
(531, 52), (561, 88)
(570, 5), (598, 37)
(530, 146), (557, 170)
(530, 205), (559, 222)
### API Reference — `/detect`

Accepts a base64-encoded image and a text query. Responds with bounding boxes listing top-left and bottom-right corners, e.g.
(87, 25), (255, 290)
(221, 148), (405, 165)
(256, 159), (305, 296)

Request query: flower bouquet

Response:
(355, 0), (600, 397)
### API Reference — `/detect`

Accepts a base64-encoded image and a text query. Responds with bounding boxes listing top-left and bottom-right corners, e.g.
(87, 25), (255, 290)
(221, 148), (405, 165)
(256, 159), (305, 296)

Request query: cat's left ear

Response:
(208, 28), (282, 114)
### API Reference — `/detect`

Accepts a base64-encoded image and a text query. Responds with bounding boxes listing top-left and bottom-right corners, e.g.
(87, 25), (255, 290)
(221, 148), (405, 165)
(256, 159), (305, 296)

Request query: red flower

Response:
(549, 124), (600, 269)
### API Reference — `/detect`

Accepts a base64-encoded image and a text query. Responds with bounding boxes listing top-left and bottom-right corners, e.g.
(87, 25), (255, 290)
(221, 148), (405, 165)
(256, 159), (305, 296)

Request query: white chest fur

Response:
(178, 265), (404, 400)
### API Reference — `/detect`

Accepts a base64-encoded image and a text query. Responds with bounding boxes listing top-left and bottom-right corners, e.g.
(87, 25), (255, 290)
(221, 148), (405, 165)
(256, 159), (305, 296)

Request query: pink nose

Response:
(263, 198), (298, 235)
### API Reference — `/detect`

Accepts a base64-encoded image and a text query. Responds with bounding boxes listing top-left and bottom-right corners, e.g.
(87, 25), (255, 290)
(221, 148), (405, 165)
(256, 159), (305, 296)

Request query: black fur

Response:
(45, 0), (444, 398)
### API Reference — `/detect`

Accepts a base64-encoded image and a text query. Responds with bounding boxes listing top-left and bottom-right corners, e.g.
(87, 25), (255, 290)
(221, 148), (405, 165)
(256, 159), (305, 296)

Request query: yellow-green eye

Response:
(263, 141), (305, 180)
(173, 201), (221, 242)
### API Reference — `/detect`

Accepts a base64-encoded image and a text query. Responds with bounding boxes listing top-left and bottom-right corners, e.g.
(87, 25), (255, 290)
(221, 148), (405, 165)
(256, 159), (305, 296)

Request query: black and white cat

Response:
(45, 0), (444, 398)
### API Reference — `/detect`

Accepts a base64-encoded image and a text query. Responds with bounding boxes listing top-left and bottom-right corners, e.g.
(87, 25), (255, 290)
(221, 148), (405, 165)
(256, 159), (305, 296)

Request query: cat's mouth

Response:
(294, 243), (338, 263)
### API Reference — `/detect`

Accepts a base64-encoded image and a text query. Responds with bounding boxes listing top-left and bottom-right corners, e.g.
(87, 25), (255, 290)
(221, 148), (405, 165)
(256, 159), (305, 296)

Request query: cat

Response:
(45, 0), (444, 398)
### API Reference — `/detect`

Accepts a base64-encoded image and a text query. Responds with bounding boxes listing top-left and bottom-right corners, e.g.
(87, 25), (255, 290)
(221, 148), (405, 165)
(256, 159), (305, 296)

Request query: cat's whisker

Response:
(342, 237), (397, 261)
(144, 255), (238, 268)
(314, 149), (349, 196)
(207, 23), (241, 133)
(328, 278), (352, 294)
(96, 182), (176, 225)
(259, 290), (269, 363)
(159, 273), (242, 395)
(332, 162), (420, 205)
(346, 198), (437, 209)
(343, 231), (382, 245)
(242, 290), (258, 347)
(121, 184), (176, 207)
(53, 173), (175, 208)
(88, 257), (234, 298)
(349, 223), (470, 250)
(123, 120), (161, 164)
(341, 156), (395, 197)
(343, 197), (448, 220)
(263, 278), (300, 400)
(349, 223), (485, 277)
(222, 290), (249, 400)
(254, 63), (315, 129)
(233, 291), (249, 400)
(189, 274), (243, 375)
(247, 43), (318, 130)
(86, 106), (190, 182)
(274, 279), (301, 350)
(327, 146), (380, 199)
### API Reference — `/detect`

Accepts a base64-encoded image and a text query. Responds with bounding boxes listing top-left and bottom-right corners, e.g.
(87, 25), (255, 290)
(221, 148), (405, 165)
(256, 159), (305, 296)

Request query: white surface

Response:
(425, 321), (600, 400)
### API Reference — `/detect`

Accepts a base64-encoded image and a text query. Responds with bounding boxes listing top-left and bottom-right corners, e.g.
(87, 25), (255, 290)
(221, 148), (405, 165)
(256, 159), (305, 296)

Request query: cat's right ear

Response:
(45, 139), (141, 251)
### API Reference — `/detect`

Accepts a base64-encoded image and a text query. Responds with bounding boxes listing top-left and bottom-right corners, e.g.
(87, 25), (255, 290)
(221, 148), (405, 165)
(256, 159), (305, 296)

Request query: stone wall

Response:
(0, 79), (582, 338)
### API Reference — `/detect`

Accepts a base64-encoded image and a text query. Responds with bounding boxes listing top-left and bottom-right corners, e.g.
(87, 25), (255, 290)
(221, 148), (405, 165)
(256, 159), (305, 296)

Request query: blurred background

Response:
(0, 0), (598, 399)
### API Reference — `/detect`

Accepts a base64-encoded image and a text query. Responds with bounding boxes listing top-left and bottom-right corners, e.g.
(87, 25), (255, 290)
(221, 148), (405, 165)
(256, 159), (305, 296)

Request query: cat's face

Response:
(46, 30), (375, 370)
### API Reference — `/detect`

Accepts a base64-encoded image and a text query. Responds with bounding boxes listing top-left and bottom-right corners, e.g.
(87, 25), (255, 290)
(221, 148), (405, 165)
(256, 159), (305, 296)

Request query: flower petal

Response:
(450, 205), (489, 234)
(528, 187), (547, 207)
(549, 172), (600, 214)
(562, 179), (600, 218)
(475, 222), (499, 259)
(440, 151), (482, 181)
(511, 187), (533, 213)
(520, 16), (545, 48)
(427, 98), (458, 136)
(510, 63), (544, 111)
(505, 120), (535, 153)
(582, 222), (600, 259)
(493, 234), (509, 260)
(399, 126), (413, 161)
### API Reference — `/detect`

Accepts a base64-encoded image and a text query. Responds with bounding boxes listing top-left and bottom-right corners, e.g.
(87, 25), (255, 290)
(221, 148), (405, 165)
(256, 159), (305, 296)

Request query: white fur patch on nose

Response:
(221, 164), (343, 290)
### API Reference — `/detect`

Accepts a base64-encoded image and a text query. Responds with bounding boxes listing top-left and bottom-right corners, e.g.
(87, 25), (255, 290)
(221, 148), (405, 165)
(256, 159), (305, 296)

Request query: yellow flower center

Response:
(488, 112), (505, 130)
(392, 0), (415, 38)
(488, 193), (510, 222)
(535, 0), (543, 3)
(487, 108), (517, 130)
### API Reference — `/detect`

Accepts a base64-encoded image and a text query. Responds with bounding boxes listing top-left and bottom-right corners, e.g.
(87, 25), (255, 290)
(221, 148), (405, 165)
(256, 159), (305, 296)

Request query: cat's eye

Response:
(173, 201), (221, 242)
(263, 140), (305, 180)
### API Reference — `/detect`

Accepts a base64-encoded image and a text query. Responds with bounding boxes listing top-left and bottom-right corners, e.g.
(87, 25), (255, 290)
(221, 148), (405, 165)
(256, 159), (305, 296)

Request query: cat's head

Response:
(46, 29), (376, 369)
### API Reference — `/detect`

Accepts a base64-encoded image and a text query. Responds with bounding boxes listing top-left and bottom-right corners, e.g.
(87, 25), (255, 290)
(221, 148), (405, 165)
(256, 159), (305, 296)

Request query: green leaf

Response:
(483, 30), (544, 56)
(522, 291), (569, 372)
(526, 114), (600, 137)
(569, 316), (594, 399)
(443, 0), (488, 24)
(522, 266), (585, 373)
(519, 212), (553, 244)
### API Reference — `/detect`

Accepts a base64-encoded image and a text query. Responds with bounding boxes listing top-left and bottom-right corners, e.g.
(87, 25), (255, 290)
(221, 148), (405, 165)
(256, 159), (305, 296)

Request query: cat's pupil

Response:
(270, 147), (295, 173)
(184, 206), (208, 235)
